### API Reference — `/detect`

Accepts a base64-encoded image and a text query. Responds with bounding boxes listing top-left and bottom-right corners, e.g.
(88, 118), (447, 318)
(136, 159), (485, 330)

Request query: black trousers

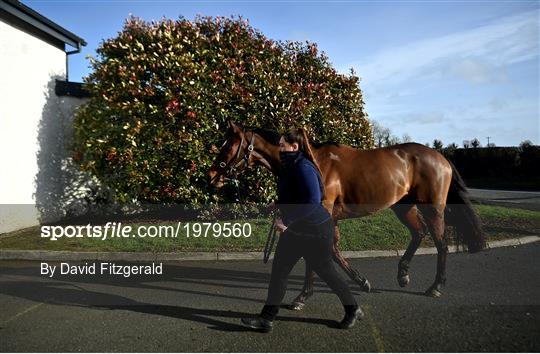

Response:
(260, 218), (358, 321)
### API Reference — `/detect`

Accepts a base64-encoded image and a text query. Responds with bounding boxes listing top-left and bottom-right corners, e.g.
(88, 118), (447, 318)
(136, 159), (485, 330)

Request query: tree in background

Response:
(371, 120), (408, 147)
(442, 140), (540, 191)
(446, 142), (459, 150)
(471, 138), (481, 148)
(401, 133), (412, 143)
(441, 142), (458, 160)
(432, 139), (443, 151)
(72, 16), (373, 204)
(519, 140), (533, 150)
(371, 121), (390, 147)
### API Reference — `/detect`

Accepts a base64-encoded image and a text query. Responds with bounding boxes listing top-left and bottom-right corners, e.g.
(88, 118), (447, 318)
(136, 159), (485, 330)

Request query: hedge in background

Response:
(443, 146), (540, 190)
(72, 16), (373, 204)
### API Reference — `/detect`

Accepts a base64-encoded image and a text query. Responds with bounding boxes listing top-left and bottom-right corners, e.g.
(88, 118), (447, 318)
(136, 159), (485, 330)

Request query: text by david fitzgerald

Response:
(41, 262), (162, 278)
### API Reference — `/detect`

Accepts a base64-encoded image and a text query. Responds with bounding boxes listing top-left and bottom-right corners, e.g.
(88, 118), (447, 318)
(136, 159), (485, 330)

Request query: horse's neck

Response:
(254, 135), (352, 176)
(255, 139), (281, 174)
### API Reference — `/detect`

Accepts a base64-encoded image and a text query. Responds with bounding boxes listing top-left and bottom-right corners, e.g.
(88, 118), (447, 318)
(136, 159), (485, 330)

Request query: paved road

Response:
(468, 188), (540, 211)
(1, 243), (539, 352)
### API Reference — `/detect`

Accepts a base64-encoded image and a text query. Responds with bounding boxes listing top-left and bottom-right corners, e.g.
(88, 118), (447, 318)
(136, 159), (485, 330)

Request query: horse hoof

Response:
(288, 302), (306, 311)
(424, 288), (442, 298)
(362, 279), (372, 293)
(398, 275), (410, 288)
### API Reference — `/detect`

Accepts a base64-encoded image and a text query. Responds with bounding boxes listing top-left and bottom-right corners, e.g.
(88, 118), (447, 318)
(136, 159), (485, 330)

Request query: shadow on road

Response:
(0, 261), (358, 297)
(0, 263), (343, 332)
(0, 279), (338, 332)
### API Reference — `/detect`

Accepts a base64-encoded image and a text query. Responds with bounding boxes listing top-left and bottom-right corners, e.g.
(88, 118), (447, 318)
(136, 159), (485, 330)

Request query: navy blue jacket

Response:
(276, 151), (331, 229)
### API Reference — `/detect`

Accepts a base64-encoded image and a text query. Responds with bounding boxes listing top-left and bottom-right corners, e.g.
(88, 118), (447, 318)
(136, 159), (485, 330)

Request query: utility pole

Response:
(487, 136), (491, 146)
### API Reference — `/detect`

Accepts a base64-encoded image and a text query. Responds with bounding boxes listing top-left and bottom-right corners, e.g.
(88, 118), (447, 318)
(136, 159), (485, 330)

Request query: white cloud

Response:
(343, 9), (539, 88)
(448, 58), (508, 84)
(408, 112), (447, 125)
(399, 96), (539, 146)
(343, 9), (539, 146)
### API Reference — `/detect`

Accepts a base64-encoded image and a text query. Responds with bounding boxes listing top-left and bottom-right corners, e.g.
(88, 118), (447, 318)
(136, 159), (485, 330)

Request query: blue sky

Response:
(25, 0), (539, 147)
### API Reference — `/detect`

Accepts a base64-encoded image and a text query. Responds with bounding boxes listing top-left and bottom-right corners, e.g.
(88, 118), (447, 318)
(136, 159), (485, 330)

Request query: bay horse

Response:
(208, 121), (485, 309)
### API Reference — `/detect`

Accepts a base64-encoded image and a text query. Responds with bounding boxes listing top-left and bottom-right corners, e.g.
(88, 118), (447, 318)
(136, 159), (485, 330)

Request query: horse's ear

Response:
(228, 121), (240, 133)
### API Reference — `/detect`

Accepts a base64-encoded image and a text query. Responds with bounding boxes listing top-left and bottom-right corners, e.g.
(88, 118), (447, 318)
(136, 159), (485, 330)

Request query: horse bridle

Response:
(212, 129), (277, 263)
(214, 128), (256, 182)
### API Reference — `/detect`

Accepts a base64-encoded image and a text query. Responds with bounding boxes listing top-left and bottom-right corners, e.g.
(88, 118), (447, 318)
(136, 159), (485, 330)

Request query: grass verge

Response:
(0, 205), (538, 253)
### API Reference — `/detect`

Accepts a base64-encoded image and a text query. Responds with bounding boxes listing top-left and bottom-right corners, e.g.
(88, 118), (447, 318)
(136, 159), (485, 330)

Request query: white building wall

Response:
(0, 18), (66, 233)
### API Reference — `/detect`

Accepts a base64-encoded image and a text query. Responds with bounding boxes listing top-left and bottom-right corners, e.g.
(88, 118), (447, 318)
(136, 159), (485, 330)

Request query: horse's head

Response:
(208, 121), (259, 188)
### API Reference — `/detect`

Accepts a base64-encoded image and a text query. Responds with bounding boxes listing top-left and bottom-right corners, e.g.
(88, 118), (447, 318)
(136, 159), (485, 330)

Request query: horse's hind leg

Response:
(289, 222), (370, 311)
(332, 224), (371, 292)
(392, 204), (426, 287)
(290, 265), (315, 311)
(419, 204), (447, 297)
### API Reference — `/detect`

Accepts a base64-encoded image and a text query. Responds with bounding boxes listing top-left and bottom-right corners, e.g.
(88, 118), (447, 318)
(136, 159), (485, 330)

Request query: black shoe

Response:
(240, 316), (273, 333)
(339, 307), (364, 329)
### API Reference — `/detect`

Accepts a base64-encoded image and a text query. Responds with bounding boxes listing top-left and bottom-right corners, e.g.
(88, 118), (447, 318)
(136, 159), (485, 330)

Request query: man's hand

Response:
(274, 217), (287, 232)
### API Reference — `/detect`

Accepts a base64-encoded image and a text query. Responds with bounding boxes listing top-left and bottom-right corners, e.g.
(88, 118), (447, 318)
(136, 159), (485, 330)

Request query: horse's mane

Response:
(311, 141), (341, 148)
(248, 127), (281, 145)
(243, 125), (341, 148)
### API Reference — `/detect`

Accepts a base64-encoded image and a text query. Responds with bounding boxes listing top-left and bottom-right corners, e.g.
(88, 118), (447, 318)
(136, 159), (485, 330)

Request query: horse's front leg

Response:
(289, 263), (315, 311)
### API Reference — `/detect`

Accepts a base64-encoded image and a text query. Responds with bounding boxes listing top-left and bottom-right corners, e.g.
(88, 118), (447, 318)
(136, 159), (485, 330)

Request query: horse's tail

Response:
(444, 162), (486, 253)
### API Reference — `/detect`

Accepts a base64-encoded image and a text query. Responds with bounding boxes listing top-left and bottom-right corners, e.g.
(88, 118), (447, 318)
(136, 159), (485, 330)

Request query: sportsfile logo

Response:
(41, 222), (165, 241)
(40, 222), (252, 241)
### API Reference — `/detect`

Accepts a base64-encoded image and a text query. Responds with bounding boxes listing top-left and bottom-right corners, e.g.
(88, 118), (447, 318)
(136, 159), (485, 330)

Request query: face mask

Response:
(279, 151), (301, 164)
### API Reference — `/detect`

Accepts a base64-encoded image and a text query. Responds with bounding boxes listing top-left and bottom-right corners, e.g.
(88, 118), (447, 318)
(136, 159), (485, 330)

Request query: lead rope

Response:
(263, 212), (278, 264)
